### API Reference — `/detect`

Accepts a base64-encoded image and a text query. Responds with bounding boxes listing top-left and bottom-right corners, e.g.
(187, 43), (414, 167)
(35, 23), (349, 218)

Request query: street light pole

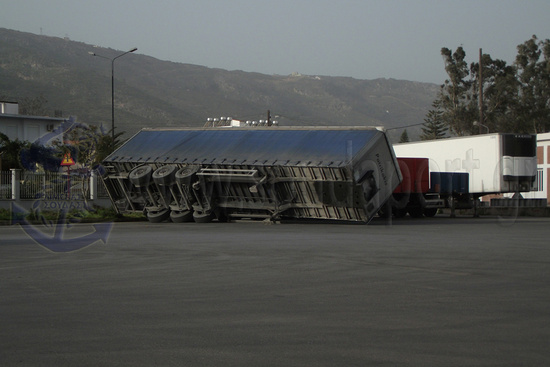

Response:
(473, 120), (489, 134)
(89, 47), (137, 148)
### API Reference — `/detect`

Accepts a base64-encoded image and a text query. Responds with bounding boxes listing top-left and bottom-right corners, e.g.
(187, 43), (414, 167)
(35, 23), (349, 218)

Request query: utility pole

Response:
(478, 48), (483, 135)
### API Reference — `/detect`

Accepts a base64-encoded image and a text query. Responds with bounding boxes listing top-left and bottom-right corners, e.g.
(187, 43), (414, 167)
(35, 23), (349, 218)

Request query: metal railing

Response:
(1, 170), (110, 200)
(97, 177), (109, 198)
(0, 171), (11, 199)
(20, 171), (67, 200)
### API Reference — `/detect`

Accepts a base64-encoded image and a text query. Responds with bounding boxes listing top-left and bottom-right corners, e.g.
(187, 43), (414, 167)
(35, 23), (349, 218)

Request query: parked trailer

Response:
(388, 157), (469, 217)
(392, 133), (537, 216)
(389, 158), (440, 218)
(100, 127), (402, 223)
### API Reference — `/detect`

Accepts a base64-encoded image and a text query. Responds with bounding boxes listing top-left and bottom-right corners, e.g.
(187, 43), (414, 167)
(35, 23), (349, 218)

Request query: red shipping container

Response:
(394, 158), (430, 194)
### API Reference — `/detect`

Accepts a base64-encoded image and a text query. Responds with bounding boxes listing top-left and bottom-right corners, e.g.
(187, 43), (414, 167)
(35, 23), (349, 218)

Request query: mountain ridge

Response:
(0, 28), (439, 141)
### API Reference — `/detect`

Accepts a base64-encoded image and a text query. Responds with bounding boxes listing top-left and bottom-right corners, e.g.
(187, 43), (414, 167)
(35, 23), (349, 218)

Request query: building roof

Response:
(0, 113), (65, 122)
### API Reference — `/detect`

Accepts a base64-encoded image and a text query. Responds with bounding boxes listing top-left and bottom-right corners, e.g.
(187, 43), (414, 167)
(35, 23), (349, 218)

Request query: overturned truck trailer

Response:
(100, 127), (401, 223)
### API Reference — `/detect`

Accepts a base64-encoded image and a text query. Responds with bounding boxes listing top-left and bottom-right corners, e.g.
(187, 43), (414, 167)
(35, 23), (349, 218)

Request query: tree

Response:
(54, 124), (125, 169)
(19, 142), (63, 171)
(94, 129), (125, 166)
(0, 132), (29, 170)
(399, 129), (410, 143)
(50, 122), (125, 204)
(438, 47), (476, 136)
(514, 35), (550, 133)
(433, 36), (550, 136)
(420, 101), (447, 140)
(469, 53), (518, 133)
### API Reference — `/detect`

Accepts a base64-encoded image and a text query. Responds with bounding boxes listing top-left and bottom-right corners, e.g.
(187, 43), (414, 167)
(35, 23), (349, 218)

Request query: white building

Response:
(0, 101), (64, 143)
(523, 132), (550, 204)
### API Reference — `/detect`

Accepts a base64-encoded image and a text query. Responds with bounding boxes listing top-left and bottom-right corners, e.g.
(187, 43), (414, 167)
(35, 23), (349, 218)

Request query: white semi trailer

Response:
(392, 133), (538, 214)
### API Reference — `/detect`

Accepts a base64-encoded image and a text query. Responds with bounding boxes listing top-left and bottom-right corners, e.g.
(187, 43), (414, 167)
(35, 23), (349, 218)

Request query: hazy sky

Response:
(2, 0), (549, 83)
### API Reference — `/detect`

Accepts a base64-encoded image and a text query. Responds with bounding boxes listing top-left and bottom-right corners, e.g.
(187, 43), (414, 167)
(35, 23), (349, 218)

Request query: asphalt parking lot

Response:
(1, 215), (549, 366)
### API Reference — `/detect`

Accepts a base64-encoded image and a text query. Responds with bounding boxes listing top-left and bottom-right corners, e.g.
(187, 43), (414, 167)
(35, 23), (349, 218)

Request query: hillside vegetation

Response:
(0, 28), (438, 141)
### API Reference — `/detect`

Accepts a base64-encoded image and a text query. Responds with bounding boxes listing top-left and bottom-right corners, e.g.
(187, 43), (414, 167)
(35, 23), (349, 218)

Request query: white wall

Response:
(0, 116), (63, 142)
(522, 132), (550, 203)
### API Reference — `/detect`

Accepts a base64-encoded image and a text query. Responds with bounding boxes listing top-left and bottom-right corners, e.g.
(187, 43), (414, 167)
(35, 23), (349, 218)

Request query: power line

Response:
(386, 122), (425, 131)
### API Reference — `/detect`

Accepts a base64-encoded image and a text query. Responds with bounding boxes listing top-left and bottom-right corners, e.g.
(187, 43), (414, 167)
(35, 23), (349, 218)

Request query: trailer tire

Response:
(216, 211), (230, 222)
(129, 166), (152, 187)
(423, 208), (438, 217)
(377, 208), (391, 218)
(176, 166), (201, 187)
(153, 165), (177, 186)
(408, 207), (424, 218)
(147, 208), (170, 223)
(193, 211), (214, 223)
(377, 202), (392, 218)
(170, 209), (194, 223)
(394, 208), (408, 218)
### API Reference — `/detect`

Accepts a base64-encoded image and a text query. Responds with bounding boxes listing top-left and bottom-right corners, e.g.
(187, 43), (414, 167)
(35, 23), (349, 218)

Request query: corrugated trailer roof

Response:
(105, 127), (381, 167)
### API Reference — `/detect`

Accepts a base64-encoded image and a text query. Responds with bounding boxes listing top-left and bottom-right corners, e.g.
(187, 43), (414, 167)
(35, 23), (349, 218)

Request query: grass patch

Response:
(0, 205), (146, 225)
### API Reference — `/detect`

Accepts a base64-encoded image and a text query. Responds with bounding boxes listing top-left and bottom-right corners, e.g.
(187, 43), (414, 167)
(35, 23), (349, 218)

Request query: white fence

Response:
(1, 169), (109, 203)
(0, 171), (11, 200)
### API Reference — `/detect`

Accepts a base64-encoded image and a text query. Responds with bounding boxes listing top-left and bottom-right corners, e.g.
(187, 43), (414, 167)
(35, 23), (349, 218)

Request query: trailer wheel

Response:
(377, 208), (390, 218)
(408, 207), (424, 218)
(176, 165), (201, 186)
(153, 165), (177, 186)
(394, 208), (408, 218)
(376, 201), (391, 218)
(423, 208), (438, 217)
(215, 211), (230, 222)
(193, 211), (214, 223)
(170, 210), (194, 223)
(129, 165), (153, 187)
(147, 208), (170, 223)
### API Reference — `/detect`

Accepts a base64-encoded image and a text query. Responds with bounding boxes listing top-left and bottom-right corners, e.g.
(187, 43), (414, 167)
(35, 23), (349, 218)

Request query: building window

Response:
(536, 168), (544, 192)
